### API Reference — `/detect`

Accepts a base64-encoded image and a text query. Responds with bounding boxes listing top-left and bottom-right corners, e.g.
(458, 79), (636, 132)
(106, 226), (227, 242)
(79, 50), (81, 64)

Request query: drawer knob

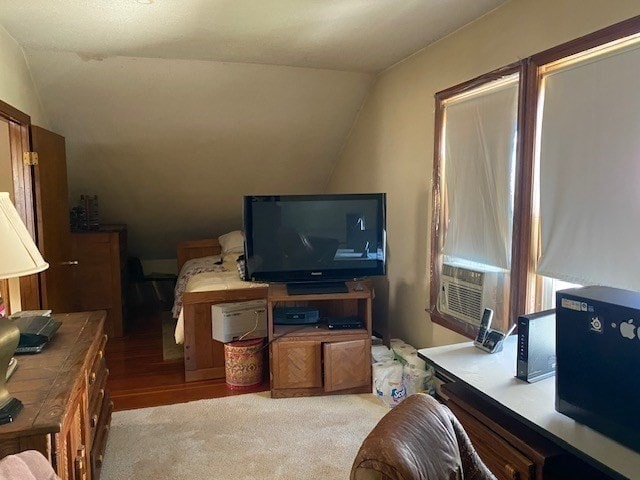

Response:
(89, 372), (97, 384)
(96, 454), (103, 468)
(90, 414), (98, 428)
(98, 349), (103, 360)
(505, 464), (519, 480)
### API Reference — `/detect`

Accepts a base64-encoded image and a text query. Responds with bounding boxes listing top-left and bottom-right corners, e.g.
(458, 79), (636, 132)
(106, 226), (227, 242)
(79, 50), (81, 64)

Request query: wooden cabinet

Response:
(267, 282), (372, 398)
(0, 311), (112, 480)
(323, 338), (370, 392)
(73, 225), (127, 337)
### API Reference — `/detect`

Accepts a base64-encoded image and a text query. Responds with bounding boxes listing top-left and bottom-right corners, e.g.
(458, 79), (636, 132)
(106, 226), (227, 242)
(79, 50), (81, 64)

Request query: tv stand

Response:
(268, 281), (372, 398)
(286, 281), (348, 295)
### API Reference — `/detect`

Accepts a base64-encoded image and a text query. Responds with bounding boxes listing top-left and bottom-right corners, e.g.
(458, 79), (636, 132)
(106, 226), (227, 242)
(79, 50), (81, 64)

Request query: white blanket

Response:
(174, 271), (267, 344)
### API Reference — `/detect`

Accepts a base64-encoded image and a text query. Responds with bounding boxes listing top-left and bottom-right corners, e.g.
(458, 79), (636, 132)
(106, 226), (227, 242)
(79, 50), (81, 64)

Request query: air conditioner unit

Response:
(211, 299), (267, 343)
(438, 261), (507, 325)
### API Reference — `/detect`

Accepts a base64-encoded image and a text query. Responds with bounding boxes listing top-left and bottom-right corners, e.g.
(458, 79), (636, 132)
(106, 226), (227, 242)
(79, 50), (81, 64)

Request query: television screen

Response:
(243, 193), (386, 286)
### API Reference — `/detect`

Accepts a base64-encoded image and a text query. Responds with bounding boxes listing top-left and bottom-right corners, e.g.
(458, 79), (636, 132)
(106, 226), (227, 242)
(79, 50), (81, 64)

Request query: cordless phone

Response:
(474, 308), (516, 354)
(474, 308), (493, 346)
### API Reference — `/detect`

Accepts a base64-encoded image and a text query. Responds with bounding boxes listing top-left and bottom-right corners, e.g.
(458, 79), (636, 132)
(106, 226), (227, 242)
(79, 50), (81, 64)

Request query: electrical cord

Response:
(237, 309), (263, 342)
(232, 300), (324, 353)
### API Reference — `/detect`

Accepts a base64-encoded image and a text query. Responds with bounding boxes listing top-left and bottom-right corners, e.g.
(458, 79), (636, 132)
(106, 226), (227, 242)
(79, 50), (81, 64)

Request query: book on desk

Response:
(9, 314), (61, 354)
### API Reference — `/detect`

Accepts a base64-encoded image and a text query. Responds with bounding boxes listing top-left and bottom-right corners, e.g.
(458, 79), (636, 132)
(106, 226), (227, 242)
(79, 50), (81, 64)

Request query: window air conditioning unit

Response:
(438, 261), (507, 325)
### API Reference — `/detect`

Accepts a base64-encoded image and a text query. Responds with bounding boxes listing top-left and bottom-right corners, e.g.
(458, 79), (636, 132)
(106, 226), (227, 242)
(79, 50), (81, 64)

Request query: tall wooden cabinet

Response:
(268, 282), (372, 398)
(72, 225), (127, 337)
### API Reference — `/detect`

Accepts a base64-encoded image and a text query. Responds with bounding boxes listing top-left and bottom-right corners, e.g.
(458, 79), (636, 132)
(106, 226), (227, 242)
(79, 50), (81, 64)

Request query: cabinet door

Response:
(272, 340), (322, 389)
(323, 339), (370, 392)
(31, 126), (79, 313)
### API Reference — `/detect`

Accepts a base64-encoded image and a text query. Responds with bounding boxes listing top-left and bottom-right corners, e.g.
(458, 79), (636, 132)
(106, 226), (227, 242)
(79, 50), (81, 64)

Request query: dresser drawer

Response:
(88, 335), (108, 397)
(90, 393), (113, 480)
(88, 334), (108, 382)
(447, 401), (534, 480)
(89, 355), (108, 401)
(88, 361), (108, 445)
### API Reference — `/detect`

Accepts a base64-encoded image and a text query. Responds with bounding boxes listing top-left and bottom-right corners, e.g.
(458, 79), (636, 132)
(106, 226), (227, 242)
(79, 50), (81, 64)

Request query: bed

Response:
(174, 237), (268, 382)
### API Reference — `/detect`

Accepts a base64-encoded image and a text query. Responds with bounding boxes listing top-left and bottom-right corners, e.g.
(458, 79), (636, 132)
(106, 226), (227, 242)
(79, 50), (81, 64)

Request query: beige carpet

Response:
(101, 392), (388, 480)
(161, 313), (183, 361)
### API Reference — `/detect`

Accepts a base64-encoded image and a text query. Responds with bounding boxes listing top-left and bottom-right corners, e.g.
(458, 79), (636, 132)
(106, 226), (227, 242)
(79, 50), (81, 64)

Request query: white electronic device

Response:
(439, 260), (507, 325)
(211, 299), (267, 343)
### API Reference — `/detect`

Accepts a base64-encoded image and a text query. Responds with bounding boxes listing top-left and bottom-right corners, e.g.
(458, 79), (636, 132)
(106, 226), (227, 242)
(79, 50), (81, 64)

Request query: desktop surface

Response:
(418, 337), (640, 480)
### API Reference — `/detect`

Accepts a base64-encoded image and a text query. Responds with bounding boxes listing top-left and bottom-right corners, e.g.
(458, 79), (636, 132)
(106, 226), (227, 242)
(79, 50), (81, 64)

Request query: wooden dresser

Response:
(0, 311), (112, 480)
(72, 225), (127, 337)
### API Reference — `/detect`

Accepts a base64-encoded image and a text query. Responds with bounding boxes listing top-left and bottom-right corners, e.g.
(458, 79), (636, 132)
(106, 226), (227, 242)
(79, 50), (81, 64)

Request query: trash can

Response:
(224, 338), (265, 389)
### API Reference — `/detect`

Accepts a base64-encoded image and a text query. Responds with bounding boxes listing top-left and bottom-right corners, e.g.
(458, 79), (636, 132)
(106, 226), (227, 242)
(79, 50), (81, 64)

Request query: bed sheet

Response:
(174, 270), (268, 344)
(172, 255), (228, 318)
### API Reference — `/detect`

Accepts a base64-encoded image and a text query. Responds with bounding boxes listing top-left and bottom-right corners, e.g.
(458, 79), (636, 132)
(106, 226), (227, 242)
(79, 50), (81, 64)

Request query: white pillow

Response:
(219, 230), (245, 254)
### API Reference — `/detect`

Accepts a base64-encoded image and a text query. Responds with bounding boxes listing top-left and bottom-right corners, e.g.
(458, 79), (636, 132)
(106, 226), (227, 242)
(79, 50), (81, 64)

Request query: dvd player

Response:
(274, 307), (320, 325)
(326, 316), (363, 329)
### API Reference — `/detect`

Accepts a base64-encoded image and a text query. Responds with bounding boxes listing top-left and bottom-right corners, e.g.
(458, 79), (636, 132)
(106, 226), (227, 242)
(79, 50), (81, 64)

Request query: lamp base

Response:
(0, 397), (23, 424)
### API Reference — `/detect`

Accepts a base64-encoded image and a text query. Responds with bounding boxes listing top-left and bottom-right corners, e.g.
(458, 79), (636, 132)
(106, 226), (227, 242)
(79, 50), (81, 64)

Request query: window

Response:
(431, 16), (640, 337)
(431, 66), (522, 336)
(531, 31), (640, 312)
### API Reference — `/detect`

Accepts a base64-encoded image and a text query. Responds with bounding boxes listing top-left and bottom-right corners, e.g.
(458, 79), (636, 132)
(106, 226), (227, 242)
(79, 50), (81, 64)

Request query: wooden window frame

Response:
(430, 62), (525, 339)
(430, 15), (640, 339)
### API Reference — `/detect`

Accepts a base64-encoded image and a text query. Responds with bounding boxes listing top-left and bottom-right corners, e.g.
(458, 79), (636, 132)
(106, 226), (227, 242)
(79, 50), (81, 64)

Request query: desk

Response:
(418, 337), (640, 480)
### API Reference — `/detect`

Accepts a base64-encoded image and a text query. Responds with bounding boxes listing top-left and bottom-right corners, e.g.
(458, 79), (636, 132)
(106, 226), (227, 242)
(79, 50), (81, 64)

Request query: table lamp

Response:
(0, 192), (49, 423)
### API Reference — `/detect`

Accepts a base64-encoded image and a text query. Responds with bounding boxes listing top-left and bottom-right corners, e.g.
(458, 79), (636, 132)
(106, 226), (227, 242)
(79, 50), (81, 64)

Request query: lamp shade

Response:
(0, 193), (49, 280)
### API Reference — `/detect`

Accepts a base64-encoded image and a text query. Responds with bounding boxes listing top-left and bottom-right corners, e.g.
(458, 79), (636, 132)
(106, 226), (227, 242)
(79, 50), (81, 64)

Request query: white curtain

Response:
(537, 42), (640, 291)
(442, 79), (518, 270)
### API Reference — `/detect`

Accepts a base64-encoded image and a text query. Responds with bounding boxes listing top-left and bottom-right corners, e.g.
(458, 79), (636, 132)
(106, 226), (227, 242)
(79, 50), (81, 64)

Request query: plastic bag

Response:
(403, 364), (436, 396)
(373, 360), (406, 407)
(371, 344), (394, 362)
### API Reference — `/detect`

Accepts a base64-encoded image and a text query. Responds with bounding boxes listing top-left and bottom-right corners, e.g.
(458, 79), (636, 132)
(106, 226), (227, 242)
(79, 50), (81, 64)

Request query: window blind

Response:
(442, 78), (518, 270)
(537, 42), (640, 291)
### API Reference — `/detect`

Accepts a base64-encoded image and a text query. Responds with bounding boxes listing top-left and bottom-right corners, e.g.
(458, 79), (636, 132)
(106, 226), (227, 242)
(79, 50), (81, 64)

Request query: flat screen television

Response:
(243, 193), (386, 294)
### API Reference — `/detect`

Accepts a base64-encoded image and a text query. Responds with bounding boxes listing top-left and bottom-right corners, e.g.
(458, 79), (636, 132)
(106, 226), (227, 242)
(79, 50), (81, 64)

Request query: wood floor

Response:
(106, 310), (269, 411)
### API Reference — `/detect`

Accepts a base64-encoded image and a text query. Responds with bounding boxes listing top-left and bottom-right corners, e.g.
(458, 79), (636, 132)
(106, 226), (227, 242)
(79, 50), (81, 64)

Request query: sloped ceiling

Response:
(0, 0), (507, 259)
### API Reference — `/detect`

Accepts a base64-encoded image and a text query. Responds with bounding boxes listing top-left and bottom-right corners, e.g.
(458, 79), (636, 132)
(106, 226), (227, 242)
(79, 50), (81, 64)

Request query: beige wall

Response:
(0, 26), (49, 310)
(326, 0), (640, 348)
(23, 50), (373, 260)
(0, 25), (48, 127)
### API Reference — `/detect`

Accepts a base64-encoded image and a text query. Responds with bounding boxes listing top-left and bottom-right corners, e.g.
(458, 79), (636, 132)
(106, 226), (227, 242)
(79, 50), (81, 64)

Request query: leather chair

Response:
(351, 393), (496, 480)
(0, 451), (59, 480)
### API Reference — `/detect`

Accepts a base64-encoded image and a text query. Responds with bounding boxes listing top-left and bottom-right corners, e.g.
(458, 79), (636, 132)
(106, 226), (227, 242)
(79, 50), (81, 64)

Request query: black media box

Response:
(274, 306), (320, 325)
(516, 309), (556, 383)
(327, 316), (363, 329)
(556, 286), (640, 453)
